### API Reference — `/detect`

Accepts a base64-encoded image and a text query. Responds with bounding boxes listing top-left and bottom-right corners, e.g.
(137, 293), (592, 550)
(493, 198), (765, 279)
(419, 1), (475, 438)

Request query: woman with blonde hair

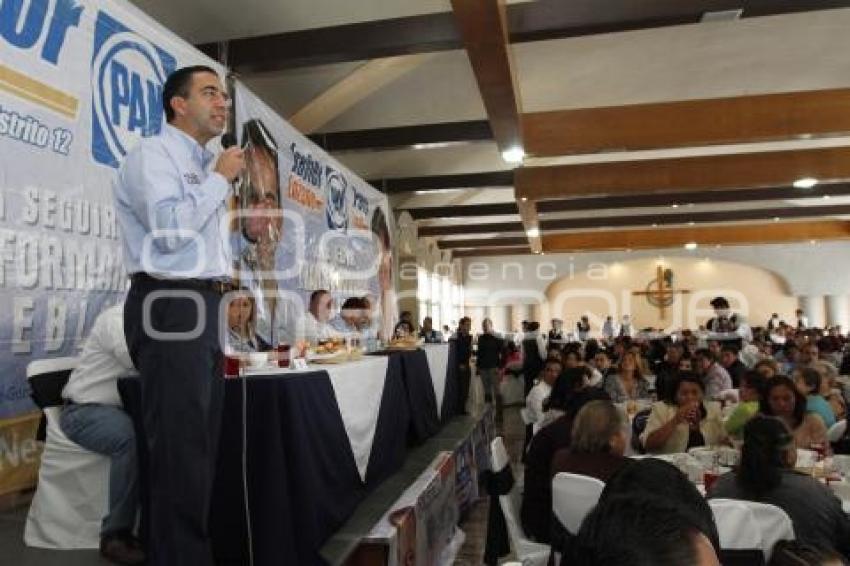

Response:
(602, 350), (650, 403)
(227, 292), (270, 353)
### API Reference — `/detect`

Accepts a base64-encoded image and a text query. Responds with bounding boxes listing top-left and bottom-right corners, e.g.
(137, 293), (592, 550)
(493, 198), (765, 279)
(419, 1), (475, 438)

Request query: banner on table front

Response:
(232, 82), (396, 344)
(0, 0), (223, 492)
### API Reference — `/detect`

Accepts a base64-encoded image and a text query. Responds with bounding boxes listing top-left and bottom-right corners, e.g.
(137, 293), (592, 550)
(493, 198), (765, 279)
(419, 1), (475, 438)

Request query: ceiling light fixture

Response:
(526, 228), (540, 238)
(520, 197), (528, 202)
(823, 194), (831, 200)
(793, 177), (818, 189)
(774, 217), (780, 222)
(671, 203), (679, 209)
(501, 146), (525, 164)
(684, 242), (698, 250)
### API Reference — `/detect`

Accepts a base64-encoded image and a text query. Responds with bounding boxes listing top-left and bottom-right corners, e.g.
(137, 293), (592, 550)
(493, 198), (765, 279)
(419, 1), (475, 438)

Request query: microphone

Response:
(221, 132), (237, 149)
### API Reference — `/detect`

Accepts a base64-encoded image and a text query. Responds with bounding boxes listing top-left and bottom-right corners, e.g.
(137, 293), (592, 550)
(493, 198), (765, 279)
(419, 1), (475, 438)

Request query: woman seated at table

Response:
(641, 372), (726, 454)
(520, 385), (611, 544)
(793, 367), (837, 428)
(227, 292), (271, 353)
(753, 358), (780, 380)
(761, 375), (828, 450)
(550, 399), (631, 483)
(708, 415), (850, 559)
(603, 351), (651, 403)
(724, 370), (768, 440)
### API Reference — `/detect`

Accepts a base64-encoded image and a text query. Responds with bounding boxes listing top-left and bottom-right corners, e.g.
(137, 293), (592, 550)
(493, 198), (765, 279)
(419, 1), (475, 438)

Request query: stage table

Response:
(119, 345), (458, 565)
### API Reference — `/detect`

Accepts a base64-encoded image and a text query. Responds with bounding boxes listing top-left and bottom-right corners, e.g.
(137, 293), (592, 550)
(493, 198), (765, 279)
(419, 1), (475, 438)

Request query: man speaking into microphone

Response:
(114, 66), (243, 565)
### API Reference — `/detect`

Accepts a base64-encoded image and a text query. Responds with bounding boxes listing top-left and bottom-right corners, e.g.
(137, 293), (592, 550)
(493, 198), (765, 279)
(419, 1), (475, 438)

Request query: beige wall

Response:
(544, 257), (797, 332)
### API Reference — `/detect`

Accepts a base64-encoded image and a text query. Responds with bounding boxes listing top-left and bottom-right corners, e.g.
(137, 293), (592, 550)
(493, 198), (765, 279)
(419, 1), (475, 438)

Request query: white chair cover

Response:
(746, 501), (795, 560)
(551, 473), (605, 534)
(24, 406), (109, 549)
(489, 437), (549, 566)
(828, 419), (847, 443)
(710, 499), (762, 551)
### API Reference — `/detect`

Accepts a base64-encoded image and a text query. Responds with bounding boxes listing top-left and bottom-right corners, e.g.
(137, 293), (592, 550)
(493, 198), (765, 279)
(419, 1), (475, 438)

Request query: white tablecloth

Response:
(243, 356), (389, 482)
(423, 344), (449, 419)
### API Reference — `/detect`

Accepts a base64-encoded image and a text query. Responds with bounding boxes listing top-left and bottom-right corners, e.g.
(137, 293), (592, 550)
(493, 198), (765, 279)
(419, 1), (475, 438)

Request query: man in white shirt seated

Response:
(526, 358), (563, 435)
(59, 304), (144, 565)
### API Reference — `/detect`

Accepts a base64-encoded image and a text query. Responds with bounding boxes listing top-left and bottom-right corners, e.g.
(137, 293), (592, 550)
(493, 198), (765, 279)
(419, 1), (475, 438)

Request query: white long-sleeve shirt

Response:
(62, 305), (138, 406)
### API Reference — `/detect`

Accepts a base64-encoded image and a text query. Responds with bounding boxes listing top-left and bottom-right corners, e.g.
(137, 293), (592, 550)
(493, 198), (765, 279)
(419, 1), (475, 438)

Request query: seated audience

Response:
(793, 367), (836, 428)
(724, 370), (768, 440)
(603, 351), (651, 403)
(303, 290), (335, 342)
(709, 416), (850, 559)
(654, 343), (684, 402)
(761, 375), (828, 449)
(550, 400), (631, 484)
(418, 316), (442, 343)
(60, 304), (145, 564)
(754, 358), (780, 379)
(570, 494), (722, 566)
(520, 386), (610, 543)
(693, 348), (733, 400)
(719, 345), (747, 388)
(226, 292), (271, 353)
(393, 310), (415, 337)
(641, 373), (726, 454)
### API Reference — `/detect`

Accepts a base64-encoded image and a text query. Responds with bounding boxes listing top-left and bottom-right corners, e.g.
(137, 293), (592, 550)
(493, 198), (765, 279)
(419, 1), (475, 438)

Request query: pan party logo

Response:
(325, 165), (349, 231)
(90, 10), (175, 168)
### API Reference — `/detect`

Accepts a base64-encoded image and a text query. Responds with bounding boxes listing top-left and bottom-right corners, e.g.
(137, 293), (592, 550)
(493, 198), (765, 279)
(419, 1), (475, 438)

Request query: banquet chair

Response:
(828, 419), (847, 443)
(490, 437), (549, 566)
(710, 499), (794, 563)
(551, 473), (605, 535)
(24, 357), (110, 549)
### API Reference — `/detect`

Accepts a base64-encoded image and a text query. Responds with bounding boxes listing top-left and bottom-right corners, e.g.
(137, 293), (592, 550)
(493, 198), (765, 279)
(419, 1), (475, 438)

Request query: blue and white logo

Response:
(91, 11), (175, 168)
(325, 165), (349, 231)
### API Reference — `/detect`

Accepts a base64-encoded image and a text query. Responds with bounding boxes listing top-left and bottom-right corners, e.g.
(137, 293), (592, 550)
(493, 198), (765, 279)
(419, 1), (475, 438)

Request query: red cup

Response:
(224, 354), (240, 378)
(703, 470), (720, 493)
(276, 343), (291, 368)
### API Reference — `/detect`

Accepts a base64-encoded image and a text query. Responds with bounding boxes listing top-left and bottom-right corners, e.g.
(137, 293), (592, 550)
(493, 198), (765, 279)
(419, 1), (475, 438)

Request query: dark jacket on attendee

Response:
(724, 359), (748, 389)
(654, 362), (679, 401)
(520, 415), (573, 544)
(454, 333), (472, 367)
(477, 333), (504, 370)
(710, 469), (850, 558)
(550, 450), (630, 485)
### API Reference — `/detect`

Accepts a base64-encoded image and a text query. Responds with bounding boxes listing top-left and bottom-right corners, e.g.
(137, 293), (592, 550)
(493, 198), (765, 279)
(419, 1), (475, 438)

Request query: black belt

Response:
(130, 272), (237, 295)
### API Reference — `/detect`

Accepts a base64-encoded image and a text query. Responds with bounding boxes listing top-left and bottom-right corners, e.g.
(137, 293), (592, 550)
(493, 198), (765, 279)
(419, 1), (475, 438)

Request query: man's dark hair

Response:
(795, 367), (822, 394)
(720, 344), (739, 356)
(162, 65), (218, 122)
(571, 494), (718, 565)
(694, 348), (715, 362)
(309, 290), (329, 310)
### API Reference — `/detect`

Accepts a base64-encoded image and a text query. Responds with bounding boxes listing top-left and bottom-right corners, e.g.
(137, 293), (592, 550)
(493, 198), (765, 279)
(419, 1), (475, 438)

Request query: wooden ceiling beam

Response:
(540, 203), (850, 231)
(453, 246), (531, 258)
(450, 0), (523, 155)
(368, 170), (513, 193)
(418, 221), (525, 237)
(309, 120), (492, 152)
(536, 182), (850, 213)
(524, 89), (850, 157)
(404, 202), (518, 220)
(438, 237), (529, 249)
(199, 1), (850, 72)
(516, 147), (850, 200)
(543, 220), (850, 252)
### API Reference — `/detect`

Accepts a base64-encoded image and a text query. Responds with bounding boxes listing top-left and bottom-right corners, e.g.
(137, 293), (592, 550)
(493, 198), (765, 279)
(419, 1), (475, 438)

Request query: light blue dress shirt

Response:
(114, 124), (232, 279)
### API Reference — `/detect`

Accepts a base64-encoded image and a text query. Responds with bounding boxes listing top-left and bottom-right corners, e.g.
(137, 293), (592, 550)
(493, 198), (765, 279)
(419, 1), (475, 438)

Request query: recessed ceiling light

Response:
(684, 242), (698, 250)
(520, 197), (528, 202)
(688, 221), (695, 226)
(501, 146), (525, 164)
(810, 239), (817, 245)
(823, 194), (831, 200)
(652, 223), (658, 228)
(671, 203), (679, 209)
(526, 228), (540, 238)
(793, 177), (818, 189)
(773, 217), (780, 222)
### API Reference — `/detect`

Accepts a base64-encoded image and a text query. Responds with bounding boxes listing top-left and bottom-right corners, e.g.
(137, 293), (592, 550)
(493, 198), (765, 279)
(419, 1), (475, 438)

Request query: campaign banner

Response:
(232, 82), (396, 344)
(0, 0), (223, 493)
